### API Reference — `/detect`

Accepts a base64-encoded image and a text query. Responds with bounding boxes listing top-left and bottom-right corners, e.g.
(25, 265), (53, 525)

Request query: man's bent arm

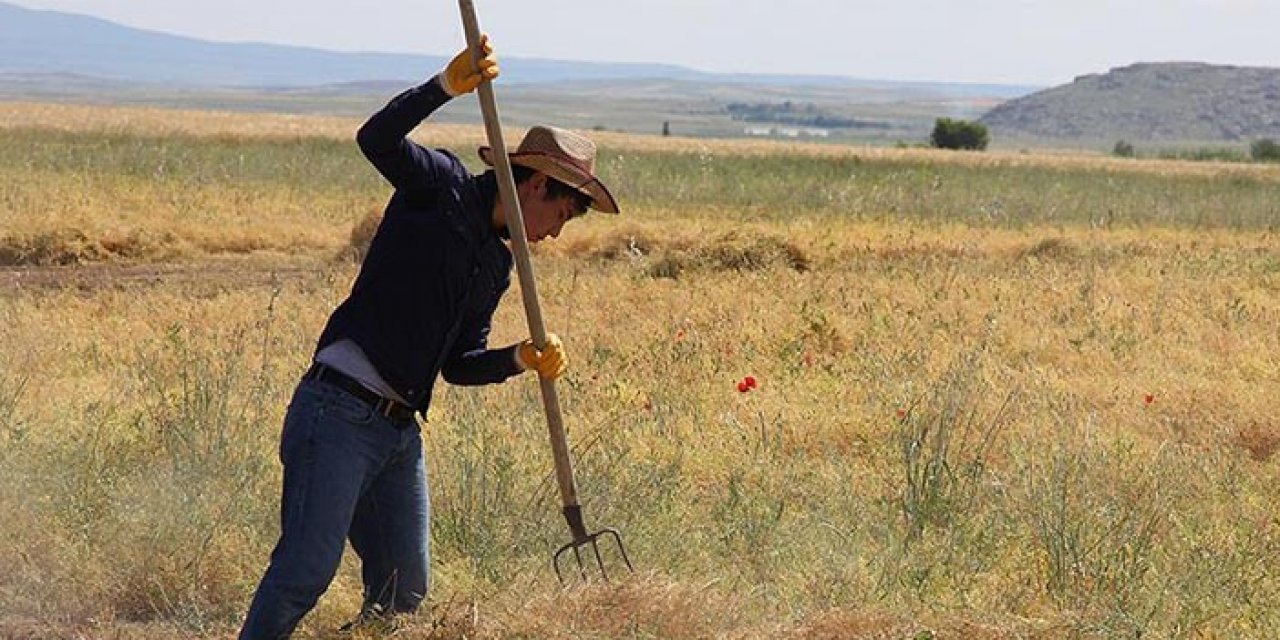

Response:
(356, 76), (458, 192)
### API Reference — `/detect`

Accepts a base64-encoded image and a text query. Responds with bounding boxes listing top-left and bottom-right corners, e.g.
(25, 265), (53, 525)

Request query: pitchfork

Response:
(458, 0), (634, 584)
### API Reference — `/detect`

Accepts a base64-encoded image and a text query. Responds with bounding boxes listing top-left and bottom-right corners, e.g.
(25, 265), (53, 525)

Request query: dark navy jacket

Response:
(315, 76), (522, 411)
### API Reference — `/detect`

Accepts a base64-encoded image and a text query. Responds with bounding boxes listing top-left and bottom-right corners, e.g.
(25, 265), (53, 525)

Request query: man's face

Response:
(519, 174), (590, 243)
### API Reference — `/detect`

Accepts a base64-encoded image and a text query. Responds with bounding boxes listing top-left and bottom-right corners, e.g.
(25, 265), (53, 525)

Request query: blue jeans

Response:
(239, 378), (430, 639)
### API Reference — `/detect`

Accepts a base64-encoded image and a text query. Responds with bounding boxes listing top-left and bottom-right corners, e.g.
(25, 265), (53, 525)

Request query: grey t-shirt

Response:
(314, 338), (408, 404)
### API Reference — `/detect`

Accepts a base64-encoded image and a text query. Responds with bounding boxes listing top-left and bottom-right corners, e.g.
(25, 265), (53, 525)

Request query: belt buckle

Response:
(375, 399), (393, 419)
(376, 398), (406, 422)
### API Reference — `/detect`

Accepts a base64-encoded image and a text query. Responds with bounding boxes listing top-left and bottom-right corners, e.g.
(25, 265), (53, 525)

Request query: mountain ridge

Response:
(980, 61), (1280, 142)
(0, 1), (1034, 97)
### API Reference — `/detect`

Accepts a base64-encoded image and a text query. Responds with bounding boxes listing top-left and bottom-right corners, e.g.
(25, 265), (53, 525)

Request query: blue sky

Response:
(10, 0), (1279, 85)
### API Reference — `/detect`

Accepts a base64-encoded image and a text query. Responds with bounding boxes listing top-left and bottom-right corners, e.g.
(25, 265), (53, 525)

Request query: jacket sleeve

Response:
(440, 303), (524, 385)
(356, 75), (460, 192)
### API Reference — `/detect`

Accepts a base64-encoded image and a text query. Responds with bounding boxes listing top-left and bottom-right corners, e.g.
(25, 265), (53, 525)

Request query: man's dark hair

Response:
(510, 165), (592, 214)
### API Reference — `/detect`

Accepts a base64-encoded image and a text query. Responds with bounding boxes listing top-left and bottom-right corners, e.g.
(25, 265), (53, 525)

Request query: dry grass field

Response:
(2, 102), (1279, 639)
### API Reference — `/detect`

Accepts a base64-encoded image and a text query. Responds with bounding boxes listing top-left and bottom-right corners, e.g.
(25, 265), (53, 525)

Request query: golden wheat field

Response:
(2, 101), (1279, 639)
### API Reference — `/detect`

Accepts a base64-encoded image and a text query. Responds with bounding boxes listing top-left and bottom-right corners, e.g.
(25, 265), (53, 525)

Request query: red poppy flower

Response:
(744, 375), (758, 389)
(896, 409), (907, 419)
(1144, 394), (1155, 405)
(737, 381), (750, 393)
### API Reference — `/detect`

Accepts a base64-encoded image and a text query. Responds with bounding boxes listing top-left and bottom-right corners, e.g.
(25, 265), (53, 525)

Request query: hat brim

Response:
(479, 147), (619, 214)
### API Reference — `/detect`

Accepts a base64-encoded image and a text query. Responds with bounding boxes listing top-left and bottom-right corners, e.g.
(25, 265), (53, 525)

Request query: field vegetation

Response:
(2, 102), (1279, 639)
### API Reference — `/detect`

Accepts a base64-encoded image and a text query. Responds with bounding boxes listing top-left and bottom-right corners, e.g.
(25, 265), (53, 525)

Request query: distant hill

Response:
(980, 62), (1280, 143)
(0, 1), (702, 87)
(0, 1), (1033, 97)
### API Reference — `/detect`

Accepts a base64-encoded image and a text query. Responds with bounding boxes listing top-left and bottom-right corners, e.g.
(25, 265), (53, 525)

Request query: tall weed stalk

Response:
(101, 294), (286, 624)
(1017, 414), (1168, 633)
(0, 367), (28, 457)
(881, 345), (1018, 601)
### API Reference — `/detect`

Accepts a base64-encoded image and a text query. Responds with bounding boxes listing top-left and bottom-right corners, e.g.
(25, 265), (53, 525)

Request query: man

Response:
(239, 35), (619, 639)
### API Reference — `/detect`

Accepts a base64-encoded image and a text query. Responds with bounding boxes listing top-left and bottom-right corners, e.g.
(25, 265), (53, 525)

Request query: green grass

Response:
(602, 149), (1280, 229)
(4, 128), (1280, 234)
(0, 127), (371, 194)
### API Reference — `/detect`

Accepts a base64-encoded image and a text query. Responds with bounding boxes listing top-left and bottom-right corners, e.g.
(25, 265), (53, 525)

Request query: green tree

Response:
(931, 118), (989, 151)
(1113, 140), (1136, 158)
(1251, 138), (1280, 162)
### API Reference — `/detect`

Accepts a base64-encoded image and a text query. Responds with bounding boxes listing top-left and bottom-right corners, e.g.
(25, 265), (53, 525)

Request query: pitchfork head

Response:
(553, 506), (634, 583)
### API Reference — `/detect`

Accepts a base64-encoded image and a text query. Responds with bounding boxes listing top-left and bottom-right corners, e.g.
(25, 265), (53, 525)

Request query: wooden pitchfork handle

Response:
(457, 0), (590, 543)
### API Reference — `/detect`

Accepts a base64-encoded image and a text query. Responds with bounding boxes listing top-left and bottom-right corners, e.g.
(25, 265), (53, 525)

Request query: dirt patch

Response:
(0, 260), (326, 294)
(475, 575), (747, 640)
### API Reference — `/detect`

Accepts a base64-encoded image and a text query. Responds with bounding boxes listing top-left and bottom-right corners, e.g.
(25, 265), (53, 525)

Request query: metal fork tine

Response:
(573, 543), (587, 581)
(605, 528), (634, 572)
(591, 538), (609, 582)
(553, 527), (634, 585)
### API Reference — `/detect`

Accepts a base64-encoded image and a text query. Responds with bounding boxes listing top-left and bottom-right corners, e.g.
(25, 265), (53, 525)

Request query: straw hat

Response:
(479, 126), (619, 214)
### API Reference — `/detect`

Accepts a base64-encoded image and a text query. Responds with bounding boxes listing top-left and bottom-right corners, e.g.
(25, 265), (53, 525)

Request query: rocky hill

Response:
(980, 62), (1280, 142)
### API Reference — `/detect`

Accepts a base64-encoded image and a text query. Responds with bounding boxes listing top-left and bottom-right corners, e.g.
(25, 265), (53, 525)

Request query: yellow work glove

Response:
(441, 34), (499, 97)
(515, 334), (567, 380)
